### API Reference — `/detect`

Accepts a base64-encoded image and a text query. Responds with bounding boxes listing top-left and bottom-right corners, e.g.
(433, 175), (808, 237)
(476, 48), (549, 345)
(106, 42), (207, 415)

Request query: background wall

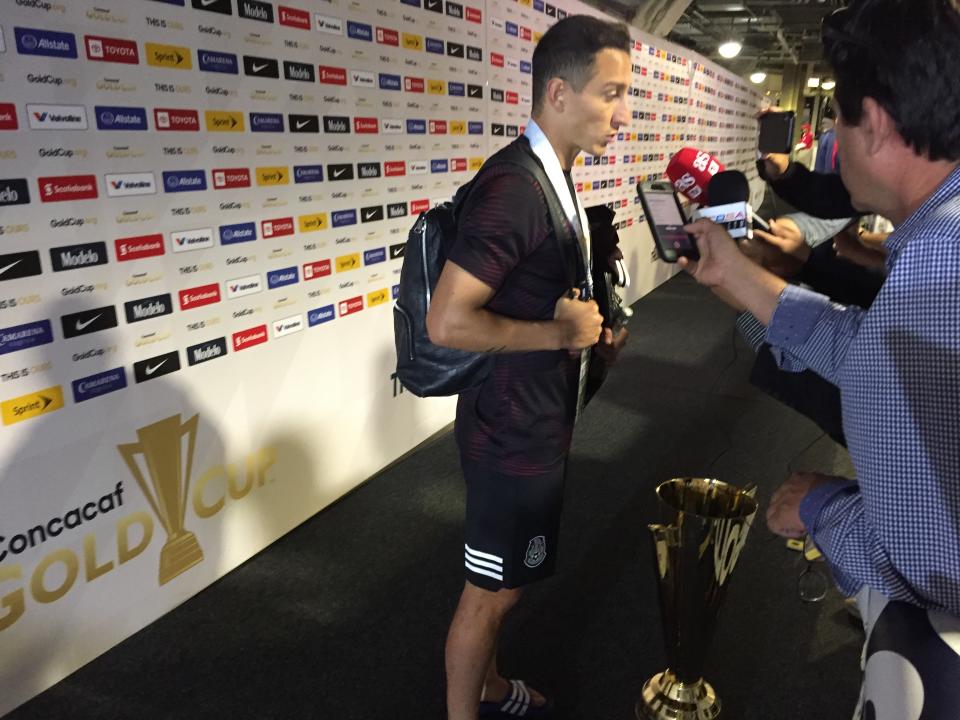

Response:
(0, 0), (760, 713)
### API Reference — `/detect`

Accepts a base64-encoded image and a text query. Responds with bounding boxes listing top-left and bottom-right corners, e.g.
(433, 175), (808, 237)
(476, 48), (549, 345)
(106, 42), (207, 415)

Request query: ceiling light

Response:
(750, 72), (767, 84)
(821, 80), (836, 90)
(807, 77), (821, 88)
(718, 41), (742, 59)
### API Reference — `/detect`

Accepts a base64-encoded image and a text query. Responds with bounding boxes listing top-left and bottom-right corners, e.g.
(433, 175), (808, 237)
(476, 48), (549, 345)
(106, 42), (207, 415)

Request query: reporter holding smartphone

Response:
(683, 2), (960, 717)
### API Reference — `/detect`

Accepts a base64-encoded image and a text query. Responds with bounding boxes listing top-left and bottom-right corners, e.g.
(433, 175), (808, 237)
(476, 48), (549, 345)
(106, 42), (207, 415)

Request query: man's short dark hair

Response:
(823, 0), (960, 161)
(532, 15), (631, 114)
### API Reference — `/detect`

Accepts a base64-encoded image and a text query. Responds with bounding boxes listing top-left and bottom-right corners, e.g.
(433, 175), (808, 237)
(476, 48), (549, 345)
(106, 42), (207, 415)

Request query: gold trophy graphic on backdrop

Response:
(637, 478), (758, 720)
(118, 414), (204, 586)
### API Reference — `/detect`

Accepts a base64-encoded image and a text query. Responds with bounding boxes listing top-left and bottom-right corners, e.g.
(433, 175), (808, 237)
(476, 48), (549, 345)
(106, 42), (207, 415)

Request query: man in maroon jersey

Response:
(426, 15), (632, 719)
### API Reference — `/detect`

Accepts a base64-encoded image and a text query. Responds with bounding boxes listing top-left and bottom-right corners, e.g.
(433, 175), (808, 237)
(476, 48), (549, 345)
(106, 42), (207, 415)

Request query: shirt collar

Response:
(886, 163), (960, 262)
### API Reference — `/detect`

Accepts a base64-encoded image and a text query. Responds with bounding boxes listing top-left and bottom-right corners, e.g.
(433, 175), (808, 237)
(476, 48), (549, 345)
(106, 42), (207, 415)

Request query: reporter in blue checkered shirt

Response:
(683, 1), (960, 716)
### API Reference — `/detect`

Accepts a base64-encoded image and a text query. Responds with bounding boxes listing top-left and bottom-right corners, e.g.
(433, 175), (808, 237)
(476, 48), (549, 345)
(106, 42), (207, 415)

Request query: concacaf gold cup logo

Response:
(0, 414), (278, 632)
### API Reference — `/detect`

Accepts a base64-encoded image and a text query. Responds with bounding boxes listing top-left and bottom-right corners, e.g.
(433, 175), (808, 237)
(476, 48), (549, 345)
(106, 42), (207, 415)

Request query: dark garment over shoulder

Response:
(448, 163), (579, 476)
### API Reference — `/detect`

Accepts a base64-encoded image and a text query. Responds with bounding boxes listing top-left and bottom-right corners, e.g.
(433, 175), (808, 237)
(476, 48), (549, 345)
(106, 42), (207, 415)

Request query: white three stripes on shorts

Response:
(464, 544), (503, 581)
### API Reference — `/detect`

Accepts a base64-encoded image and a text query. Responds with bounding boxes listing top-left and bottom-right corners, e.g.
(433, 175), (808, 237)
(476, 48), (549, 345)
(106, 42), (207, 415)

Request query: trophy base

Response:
(159, 531), (204, 586)
(635, 669), (721, 720)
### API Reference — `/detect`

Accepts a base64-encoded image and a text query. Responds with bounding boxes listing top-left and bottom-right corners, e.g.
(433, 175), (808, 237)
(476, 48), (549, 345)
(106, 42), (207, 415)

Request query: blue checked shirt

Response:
(766, 165), (960, 613)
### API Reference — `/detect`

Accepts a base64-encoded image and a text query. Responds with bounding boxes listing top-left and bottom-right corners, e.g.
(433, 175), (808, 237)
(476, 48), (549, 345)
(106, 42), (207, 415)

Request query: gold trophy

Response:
(637, 478), (758, 719)
(117, 414), (204, 586)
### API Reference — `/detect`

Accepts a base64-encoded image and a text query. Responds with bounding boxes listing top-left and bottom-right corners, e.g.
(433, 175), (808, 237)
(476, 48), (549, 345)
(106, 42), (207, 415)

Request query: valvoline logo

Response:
(267, 266), (299, 289)
(220, 222), (257, 245)
(95, 106), (148, 131)
(198, 49), (239, 74)
(15, 27), (78, 59)
(162, 170), (207, 193)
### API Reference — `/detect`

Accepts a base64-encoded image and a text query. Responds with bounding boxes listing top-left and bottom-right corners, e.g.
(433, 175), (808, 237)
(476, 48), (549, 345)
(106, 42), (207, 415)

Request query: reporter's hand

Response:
(833, 226), (888, 269)
(677, 219), (744, 288)
(594, 326), (629, 365)
(748, 217), (810, 277)
(760, 153), (790, 181)
(554, 290), (603, 351)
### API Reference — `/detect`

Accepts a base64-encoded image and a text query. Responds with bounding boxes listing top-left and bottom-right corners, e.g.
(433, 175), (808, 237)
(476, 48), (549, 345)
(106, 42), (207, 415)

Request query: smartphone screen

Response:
(642, 189), (697, 261)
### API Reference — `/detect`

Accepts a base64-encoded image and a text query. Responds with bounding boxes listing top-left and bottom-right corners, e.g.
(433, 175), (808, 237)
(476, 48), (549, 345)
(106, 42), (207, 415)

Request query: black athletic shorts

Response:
(461, 457), (566, 591)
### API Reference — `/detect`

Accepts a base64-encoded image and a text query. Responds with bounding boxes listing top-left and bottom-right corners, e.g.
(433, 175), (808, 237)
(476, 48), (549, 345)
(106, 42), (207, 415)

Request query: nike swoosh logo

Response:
(0, 260), (23, 276)
(201, 0), (219, 6)
(145, 359), (167, 375)
(296, 120), (310, 129)
(75, 314), (102, 331)
(333, 169), (346, 177)
(364, 211), (378, 220)
(252, 63), (269, 73)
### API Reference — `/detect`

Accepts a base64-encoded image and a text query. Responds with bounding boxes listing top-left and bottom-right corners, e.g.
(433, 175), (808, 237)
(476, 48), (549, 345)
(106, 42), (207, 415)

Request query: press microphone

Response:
(694, 170), (770, 239)
(665, 148), (725, 206)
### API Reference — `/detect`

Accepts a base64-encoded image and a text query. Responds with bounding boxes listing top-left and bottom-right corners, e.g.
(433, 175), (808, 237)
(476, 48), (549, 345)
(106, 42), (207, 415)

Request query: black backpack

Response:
(393, 138), (576, 397)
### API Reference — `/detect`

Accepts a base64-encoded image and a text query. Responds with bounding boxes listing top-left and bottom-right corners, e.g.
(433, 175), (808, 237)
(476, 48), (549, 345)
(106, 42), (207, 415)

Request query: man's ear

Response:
(860, 97), (897, 157)
(545, 77), (566, 113)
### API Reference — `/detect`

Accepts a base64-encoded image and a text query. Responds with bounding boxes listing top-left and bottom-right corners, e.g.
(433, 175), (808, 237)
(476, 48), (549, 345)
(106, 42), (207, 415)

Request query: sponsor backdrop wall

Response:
(0, 0), (760, 712)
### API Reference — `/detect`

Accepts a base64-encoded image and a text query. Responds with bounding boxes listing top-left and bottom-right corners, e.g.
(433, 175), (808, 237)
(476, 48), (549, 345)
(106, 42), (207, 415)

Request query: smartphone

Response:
(758, 111), (796, 155)
(637, 185), (698, 263)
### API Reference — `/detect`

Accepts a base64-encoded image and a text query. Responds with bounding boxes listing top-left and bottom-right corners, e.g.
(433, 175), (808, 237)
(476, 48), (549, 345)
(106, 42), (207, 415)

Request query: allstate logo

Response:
(166, 175), (180, 189)
(222, 229), (234, 241)
(21, 34), (39, 51)
(99, 111), (116, 127)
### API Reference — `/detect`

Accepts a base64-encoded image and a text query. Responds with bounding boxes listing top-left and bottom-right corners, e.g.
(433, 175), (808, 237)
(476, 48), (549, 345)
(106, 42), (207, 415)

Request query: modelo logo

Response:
(358, 162), (381, 179)
(289, 114), (319, 133)
(323, 116), (350, 134)
(284, 61), (315, 83)
(506, 125), (519, 137)
(60, 305), (119, 339)
(172, 228), (215, 253)
(331, 210), (357, 227)
(133, 351), (180, 384)
(163, 170), (207, 193)
(405, 76), (425, 93)
(261, 217), (295, 238)
(226, 274), (263, 298)
(379, 73), (401, 91)
(85, 35), (139, 64)
(446, 1), (464, 18)
(187, 337), (228, 367)
(319, 66), (347, 85)
(154, 108), (200, 131)
(50, 242), (108, 272)
(294, 165), (324, 184)
(425, 37), (444, 54)
(376, 27), (399, 46)
(28, 104), (88, 131)
(0, 104), (18, 131)
(124, 293), (173, 323)
(364, 247), (386, 264)
(212, 168), (251, 189)
(491, 88), (504, 102)
(347, 21), (373, 41)
(179, 283), (221, 311)
(72, 367), (127, 403)
(303, 260), (331, 280)
(14, 27), (77, 59)
(233, 325), (268, 351)
(95, 106), (148, 131)
(198, 49), (239, 74)
(239, 0), (274, 23)
(354, 117), (378, 134)
(308, 305), (335, 327)
(279, 5), (311, 30)
(116, 233), (165, 261)
(406, 119), (427, 134)
(267, 266), (299, 289)
(39, 175), (98, 203)
(387, 203), (408, 219)
(250, 113), (284, 133)
(0, 179), (30, 207)
(106, 172), (156, 198)
(244, 56), (280, 79)
(315, 14), (344, 35)
(0, 251), (43, 282)
(220, 222), (257, 245)
(0, 320), (54, 356)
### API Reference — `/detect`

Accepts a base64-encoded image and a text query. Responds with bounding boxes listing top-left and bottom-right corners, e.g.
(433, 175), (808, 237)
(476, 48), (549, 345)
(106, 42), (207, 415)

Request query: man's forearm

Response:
(428, 306), (566, 353)
(722, 260), (788, 327)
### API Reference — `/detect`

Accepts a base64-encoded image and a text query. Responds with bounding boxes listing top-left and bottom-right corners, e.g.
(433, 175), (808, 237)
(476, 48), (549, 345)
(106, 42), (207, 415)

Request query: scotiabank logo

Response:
(384, 161), (406, 177)
(179, 283), (222, 311)
(353, 117), (378, 134)
(279, 5), (311, 29)
(319, 65), (347, 85)
(39, 175), (98, 203)
(233, 325), (268, 352)
(116, 233), (165, 261)
(506, 91), (519, 105)
(213, 168), (251, 189)
(338, 296), (364, 317)
(466, 6), (482, 22)
(261, 217), (294, 238)
(303, 259), (332, 280)
(491, 52), (504, 67)
(154, 108), (200, 132)
(85, 35), (139, 64)
(410, 199), (430, 214)
(0, 104), (17, 131)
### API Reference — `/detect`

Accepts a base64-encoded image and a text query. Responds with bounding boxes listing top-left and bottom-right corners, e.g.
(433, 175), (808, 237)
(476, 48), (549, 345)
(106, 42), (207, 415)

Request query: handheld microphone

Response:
(694, 170), (770, 239)
(665, 148), (725, 206)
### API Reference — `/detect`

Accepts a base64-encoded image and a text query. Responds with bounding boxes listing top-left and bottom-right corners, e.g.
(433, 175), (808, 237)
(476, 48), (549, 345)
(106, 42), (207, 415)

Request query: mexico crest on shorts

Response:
(524, 535), (547, 568)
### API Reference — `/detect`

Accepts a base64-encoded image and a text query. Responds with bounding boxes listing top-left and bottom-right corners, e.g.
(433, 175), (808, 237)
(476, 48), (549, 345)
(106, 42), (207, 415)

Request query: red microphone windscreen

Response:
(666, 148), (725, 205)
